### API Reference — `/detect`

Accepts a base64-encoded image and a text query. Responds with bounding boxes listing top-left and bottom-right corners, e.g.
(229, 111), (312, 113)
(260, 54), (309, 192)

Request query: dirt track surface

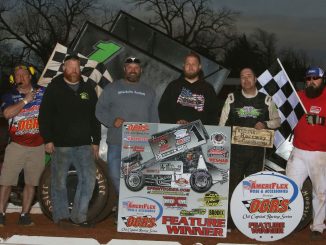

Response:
(0, 213), (325, 245)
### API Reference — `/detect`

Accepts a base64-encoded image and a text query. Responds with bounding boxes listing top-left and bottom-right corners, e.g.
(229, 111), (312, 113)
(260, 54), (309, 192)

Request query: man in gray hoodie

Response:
(96, 57), (159, 198)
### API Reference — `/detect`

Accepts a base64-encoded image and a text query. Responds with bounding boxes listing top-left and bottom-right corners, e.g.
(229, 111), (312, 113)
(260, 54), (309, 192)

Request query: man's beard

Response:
(184, 70), (201, 80)
(64, 72), (81, 83)
(126, 72), (140, 83)
(305, 84), (324, 98)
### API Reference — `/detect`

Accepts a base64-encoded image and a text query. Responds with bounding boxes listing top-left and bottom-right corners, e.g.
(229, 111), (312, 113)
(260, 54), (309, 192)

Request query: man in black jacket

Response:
(158, 52), (218, 125)
(38, 54), (101, 228)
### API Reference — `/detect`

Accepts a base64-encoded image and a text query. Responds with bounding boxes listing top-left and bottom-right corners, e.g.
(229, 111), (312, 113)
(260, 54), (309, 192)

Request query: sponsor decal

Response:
(174, 129), (191, 146)
(208, 209), (225, 218)
(121, 196), (163, 220)
(309, 105), (321, 114)
(123, 145), (145, 152)
(207, 158), (228, 164)
(125, 123), (149, 132)
(162, 216), (225, 237)
(158, 139), (171, 152)
(79, 92), (89, 100)
(231, 171), (303, 242)
(160, 162), (182, 172)
(123, 136), (149, 142)
(199, 191), (227, 207)
(175, 177), (189, 187)
(242, 180), (289, 194)
(236, 106), (261, 118)
(210, 133), (226, 146)
(163, 196), (187, 208)
(122, 201), (156, 213)
(242, 198), (289, 213)
(180, 209), (206, 216)
(17, 117), (39, 131)
(146, 186), (190, 196)
(122, 215), (156, 228)
(207, 146), (228, 156)
(174, 129), (188, 139)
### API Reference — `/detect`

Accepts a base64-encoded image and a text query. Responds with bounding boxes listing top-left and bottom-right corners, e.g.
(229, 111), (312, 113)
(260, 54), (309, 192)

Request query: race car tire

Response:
(37, 159), (109, 222)
(88, 158), (117, 223)
(125, 171), (145, 192)
(190, 169), (213, 193)
(294, 178), (312, 232)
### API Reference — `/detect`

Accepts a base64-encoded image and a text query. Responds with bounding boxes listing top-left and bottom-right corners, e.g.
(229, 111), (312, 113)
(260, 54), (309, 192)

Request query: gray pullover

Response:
(96, 79), (159, 145)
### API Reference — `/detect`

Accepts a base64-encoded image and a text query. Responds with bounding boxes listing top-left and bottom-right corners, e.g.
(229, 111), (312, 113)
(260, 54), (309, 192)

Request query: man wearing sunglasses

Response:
(0, 65), (45, 227)
(95, 57), (159, 220)
(286, 67), (326, 241)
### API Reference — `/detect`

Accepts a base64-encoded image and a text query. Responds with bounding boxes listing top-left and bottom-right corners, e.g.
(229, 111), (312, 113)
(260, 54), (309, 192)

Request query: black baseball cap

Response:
(64, 53), (80, 62)
(124, 57), (141, 64)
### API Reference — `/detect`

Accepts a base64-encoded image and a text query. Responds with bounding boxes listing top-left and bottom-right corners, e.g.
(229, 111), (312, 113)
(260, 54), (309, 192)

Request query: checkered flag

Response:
(38, 43), (112, 95)
(257, 58), (306, 149)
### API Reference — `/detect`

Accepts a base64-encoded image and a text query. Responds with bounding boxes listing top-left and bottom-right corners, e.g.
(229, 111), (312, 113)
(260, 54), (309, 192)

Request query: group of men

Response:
(0, 52), (325, 240)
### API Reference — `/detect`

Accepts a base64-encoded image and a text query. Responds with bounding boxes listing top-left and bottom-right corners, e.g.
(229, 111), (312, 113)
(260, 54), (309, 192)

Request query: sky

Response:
(107, 0), (326, 68)
(213, 0), (326, 68)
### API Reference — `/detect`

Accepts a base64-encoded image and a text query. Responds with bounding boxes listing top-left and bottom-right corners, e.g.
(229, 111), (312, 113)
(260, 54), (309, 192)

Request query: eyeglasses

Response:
(305, 76), (321, 81)
(124, 57), (141, 64)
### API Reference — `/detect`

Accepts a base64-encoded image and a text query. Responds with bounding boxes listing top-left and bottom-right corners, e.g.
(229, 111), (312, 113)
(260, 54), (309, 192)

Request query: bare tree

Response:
(250, 28), (277, 67)
(279, 48), (310, 84)
(130, 0), (239, 58)
(0, 0), (102, 68)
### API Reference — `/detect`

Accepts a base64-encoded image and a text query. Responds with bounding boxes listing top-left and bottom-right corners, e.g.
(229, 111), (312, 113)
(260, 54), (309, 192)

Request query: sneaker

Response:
(18, 213), (34, 226)
(0, 213), (5, 227)
(310, 231), (323, 241)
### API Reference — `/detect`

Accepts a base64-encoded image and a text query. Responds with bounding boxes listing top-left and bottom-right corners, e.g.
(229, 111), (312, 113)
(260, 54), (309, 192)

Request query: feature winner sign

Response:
(118, 120), (231, 238)
(230, 171), (303, 242)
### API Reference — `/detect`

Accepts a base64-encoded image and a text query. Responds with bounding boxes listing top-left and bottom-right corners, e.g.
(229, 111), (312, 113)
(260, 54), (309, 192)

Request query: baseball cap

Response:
(305, 67), (324, 78)
(64, 53), (80, 62)
(124, 57), (141, 64)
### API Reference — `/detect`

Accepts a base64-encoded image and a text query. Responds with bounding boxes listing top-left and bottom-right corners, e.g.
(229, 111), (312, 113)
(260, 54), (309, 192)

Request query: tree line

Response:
(0, 0), (311, 91)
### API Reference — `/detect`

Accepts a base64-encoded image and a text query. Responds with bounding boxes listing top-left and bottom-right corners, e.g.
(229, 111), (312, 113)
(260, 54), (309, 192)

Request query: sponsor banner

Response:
(231, 126), (275, 148)
(230, 171), (303, 242)
(118, 122), (231, 237)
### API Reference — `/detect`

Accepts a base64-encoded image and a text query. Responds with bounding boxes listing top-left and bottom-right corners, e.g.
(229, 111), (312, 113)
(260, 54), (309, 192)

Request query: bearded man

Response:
(95, 56), (159, 215)
(38, 54), (101, 228)
(286, 67), (326, 241)
(158, 52), (219, 125)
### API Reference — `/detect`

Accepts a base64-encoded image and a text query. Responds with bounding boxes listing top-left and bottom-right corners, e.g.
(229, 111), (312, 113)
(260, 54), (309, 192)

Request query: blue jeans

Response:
(51, 145), (96, 224)
(107, 144), (121, 196)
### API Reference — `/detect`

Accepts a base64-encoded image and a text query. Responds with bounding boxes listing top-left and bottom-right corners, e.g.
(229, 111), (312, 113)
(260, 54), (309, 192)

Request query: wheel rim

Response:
(128, 174), (141, 188)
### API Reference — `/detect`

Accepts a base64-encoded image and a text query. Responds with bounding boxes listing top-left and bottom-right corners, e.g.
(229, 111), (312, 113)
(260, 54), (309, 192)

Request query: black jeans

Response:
(228, 145), (265, 228)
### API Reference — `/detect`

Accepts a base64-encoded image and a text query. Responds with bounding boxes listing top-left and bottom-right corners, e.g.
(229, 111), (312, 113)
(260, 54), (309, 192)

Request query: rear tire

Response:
(190, 169), (212, 193)
(37, 159), (109, 222)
